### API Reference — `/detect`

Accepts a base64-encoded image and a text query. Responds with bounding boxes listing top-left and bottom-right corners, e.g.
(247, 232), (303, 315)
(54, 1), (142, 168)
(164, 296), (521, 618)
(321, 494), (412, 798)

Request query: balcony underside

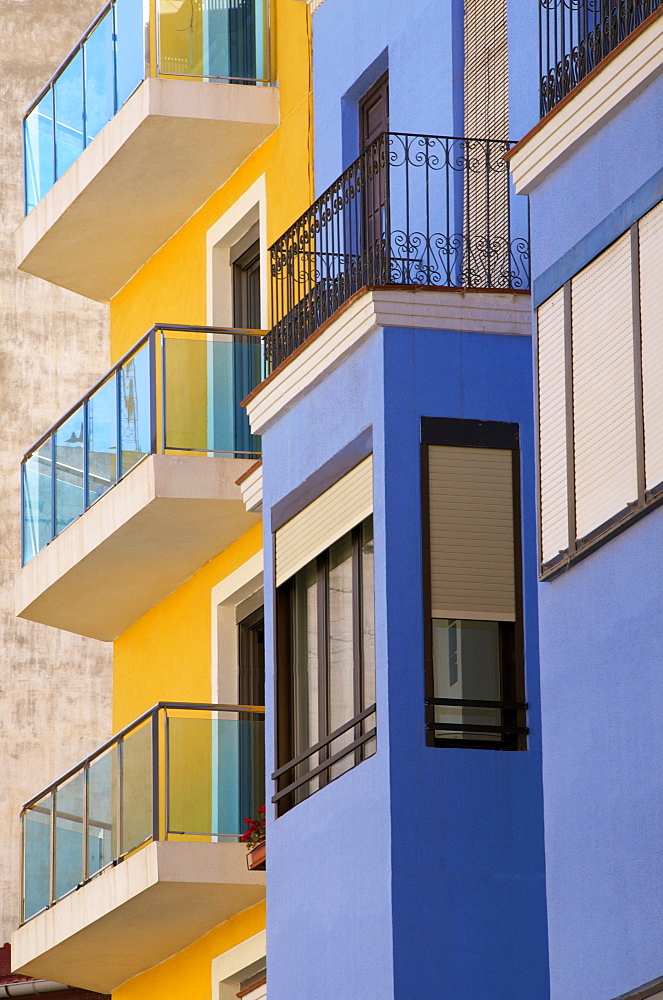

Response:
(11, 841), (265, 994)
(16, 77), (279, 302)
(16, 454), (260, 640)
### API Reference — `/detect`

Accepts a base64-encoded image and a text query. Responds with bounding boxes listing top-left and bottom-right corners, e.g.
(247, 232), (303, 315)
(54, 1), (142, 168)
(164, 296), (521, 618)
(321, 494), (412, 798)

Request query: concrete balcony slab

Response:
(11, 841), (265, 994)
(16, 454), (260, 640)
(16, 77), (279, 302)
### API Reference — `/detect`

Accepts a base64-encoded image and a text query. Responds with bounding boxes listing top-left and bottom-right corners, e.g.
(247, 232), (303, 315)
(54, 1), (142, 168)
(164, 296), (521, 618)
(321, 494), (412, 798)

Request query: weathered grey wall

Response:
(0, 0), (113, 942)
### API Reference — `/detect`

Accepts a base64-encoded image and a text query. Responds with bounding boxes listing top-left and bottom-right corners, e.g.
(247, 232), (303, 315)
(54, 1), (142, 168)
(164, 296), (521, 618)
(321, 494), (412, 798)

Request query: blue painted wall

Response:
(521, 46), (663, 1000)
(261, 320), (549, 1000)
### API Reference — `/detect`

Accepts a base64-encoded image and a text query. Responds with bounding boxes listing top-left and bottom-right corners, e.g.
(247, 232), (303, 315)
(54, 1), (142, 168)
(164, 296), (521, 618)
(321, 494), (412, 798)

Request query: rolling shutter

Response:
(275, 456), (373, 587)
(572, 233), (637, 539)
(428, 445), (516, 622)
(537, 288), (569, 564)
(639, 200), (663, 491)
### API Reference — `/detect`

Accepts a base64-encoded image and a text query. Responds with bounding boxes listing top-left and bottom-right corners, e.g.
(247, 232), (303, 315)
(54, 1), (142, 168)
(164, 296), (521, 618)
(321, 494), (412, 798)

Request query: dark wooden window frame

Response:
(420, 416), (527, 751)
(273, 518), (376, 815)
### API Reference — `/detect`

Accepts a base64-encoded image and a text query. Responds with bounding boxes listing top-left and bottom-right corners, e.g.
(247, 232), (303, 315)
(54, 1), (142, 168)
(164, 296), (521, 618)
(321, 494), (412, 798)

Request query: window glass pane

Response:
(88, 375), (117, 504)
(54, 772), (84, 900)
(432, 618), (502, 742)
(361, 516), (375, 708)
(23, 795), (51, 920)
(54, 49), (84, 179)
(292, 560), (318, 799)
(120, 342), (151, 475)
(114, 0), (145, 110)
(84, 10), (115, 143)
(55, 405), (85, 534)
(328, 533), (355, 779)
(23, 441), (53, 562)
(24, 90), (55, 212)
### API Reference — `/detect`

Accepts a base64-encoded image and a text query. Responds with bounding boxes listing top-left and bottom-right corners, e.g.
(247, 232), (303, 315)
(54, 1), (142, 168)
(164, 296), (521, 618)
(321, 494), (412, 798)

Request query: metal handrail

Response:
(21, 701), (265, 811)
(21, 325), (266, 462)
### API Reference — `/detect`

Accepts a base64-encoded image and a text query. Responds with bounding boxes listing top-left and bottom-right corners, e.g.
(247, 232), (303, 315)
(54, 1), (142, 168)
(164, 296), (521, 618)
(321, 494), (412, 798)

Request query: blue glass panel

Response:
(22, 441), (53, 563)
(83, 10), (115, 143)
(120, 342), (151, 476)
(88, 748), (116, 877)
(114, 0), (145, 111)
(54, 49), (85, 180)
(88, 375), (117, 505)
(23, 90), (55, 213)
(54, 405), (85, 535)
(23, 796), (52, 921)
(54, 772), (84, 900)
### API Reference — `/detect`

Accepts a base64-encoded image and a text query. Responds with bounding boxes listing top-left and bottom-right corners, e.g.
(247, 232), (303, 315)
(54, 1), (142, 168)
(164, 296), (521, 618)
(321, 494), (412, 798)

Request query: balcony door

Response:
(359, 73), (389, 278)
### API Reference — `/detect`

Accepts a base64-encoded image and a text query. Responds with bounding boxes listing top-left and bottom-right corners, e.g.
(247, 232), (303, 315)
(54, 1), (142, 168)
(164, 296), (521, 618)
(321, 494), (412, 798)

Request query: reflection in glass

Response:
(120, 721), (152, 854)
(84, 11), (115, 143)
(361, 517), (375, 709)
(23, 796), (52, 921)
(432, 618), (502, 742)
(22, 441), (53, 563)
(54, 772), (84, 900)
(24, 91), (55, 213)
(55, 406), (85, 534)
(157, 0), (266, 82)
(87, 749), (115, 877)
(54, 49), (84, 179)
(88, 375), (118, 504)
(328, 534), (354, 780)
(120, 344), (151, 476)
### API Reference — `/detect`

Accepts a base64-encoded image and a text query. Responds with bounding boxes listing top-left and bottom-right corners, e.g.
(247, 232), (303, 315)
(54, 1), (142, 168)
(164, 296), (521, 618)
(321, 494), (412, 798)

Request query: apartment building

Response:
(509, 4), (663, 1000)
(10, 0), (310, 997)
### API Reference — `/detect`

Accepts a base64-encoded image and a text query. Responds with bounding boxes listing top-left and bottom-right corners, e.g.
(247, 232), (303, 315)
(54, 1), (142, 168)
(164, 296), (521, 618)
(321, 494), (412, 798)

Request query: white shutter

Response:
(428, 445), (516, 622)
(572, 233), (637, 539)
(537, 288), (569, 564)
(639, 200), (663, 491)
(275, 456), (373, 587)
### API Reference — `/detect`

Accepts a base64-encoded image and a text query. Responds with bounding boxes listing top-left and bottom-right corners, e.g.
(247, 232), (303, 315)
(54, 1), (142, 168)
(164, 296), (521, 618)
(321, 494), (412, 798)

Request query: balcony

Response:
(17, 325), (263, 639)
(264, 132), (530, 371)
(539, 0), (661, 116)
(13, 703), (265, 993)
(17, 0), (277, 300)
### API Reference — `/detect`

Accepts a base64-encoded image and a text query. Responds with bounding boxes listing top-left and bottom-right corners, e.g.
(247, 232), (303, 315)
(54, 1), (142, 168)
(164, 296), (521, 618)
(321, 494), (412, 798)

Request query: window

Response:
(273, 454), (376, 815)
(233, 238), (261, 331)
(421, 418), (527, 750)
(537, 199), (663, 577)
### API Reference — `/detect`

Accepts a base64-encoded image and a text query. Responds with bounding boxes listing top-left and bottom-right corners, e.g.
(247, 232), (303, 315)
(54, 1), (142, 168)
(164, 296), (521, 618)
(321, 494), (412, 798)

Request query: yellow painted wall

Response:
(113, 521), (262, 729)
(112, 900), (266, 1000)
(109, 0), (313, 359)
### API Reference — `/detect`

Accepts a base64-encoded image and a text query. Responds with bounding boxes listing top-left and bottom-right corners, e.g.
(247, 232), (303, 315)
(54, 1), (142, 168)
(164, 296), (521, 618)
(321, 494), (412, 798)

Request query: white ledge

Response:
(16, 77), (279, 301)
(245, 286), (532, 435)
(508, 12), (663, 195)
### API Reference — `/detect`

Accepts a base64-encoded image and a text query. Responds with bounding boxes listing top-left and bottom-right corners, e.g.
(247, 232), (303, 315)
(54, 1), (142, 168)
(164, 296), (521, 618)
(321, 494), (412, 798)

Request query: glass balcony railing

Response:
(20, 702), (265, 924)
(21, 324), (264, 565)
(23, 0), (271, 213)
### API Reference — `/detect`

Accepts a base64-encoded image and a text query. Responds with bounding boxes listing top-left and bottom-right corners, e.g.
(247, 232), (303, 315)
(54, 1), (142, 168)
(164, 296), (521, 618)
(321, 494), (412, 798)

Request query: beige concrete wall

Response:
(0, 0), (113, 942)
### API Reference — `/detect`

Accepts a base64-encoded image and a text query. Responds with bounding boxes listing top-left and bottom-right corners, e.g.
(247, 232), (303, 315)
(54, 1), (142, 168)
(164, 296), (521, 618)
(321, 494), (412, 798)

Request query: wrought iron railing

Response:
(539, 0), (661, 116)
(425, 697), (528, 750)
(265, 132), (530, 370)
(271, 705), (377, 816)
(20, 702), (265, 924)
(23, 0), (271, 213)
(21, 324), (264, 565)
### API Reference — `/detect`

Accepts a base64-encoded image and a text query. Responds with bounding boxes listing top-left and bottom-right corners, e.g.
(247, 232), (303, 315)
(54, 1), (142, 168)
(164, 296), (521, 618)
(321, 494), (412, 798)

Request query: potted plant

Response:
(241, 806), (266, 870)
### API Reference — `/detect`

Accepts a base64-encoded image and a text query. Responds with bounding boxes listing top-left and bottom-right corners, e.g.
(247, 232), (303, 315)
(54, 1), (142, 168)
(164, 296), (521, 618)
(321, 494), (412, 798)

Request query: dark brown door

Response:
(359, 73), (389, 267)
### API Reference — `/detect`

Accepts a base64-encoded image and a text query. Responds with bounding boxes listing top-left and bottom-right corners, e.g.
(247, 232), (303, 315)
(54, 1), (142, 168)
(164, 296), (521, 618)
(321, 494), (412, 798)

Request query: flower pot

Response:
(247, 839), (266, 871)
